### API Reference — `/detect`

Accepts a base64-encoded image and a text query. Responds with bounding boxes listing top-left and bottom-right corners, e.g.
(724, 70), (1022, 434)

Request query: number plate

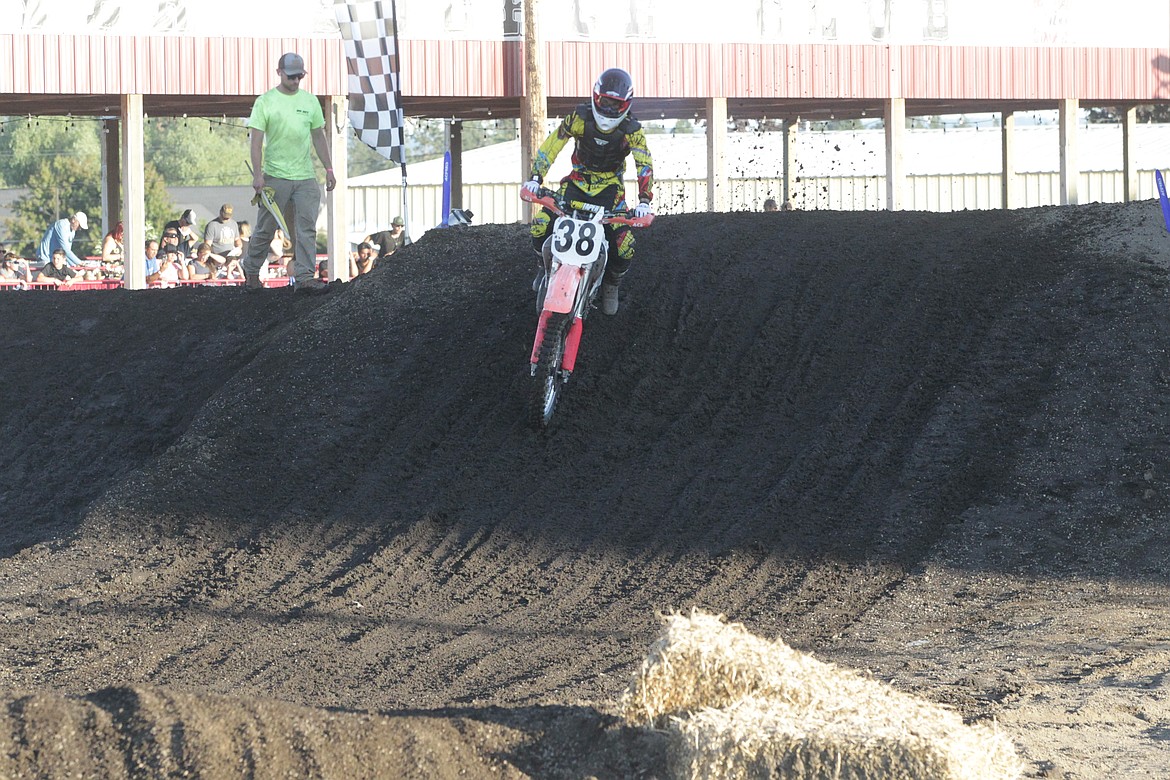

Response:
(550, 216), (604, 267)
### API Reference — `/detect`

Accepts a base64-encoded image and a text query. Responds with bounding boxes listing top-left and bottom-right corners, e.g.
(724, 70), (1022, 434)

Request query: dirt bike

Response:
(520, 185), (654, 428)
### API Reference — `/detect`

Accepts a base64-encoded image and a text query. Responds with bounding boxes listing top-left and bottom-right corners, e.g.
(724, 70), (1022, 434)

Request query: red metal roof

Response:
(0, 33), (1165, 120)
(0, 34), (347, 99)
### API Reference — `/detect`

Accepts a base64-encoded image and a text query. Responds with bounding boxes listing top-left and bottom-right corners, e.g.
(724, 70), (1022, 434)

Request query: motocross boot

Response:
(601, 282), (620, 315)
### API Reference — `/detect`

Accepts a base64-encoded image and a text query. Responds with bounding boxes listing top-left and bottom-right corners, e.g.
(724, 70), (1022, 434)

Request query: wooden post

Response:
(327, 95), (349, 281)
(121, 95), (146, 290)
(1122, 105), (1137, 203)
(706, 97), (728, 212)
(449, 120), (463, 209)
(519, 0), (545, 221)
(1001, 110), (1016, 210)
(884, 97), (906, 211)
(1058, 98), (1080, 206)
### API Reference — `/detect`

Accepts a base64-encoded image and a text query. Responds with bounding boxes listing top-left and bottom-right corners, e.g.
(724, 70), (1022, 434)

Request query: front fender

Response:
(543, 264), (584, 314)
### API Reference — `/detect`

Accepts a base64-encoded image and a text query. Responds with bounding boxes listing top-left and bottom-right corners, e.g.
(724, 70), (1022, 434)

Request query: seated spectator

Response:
(265, 229), (291, 279)
(101, 222), (125, 279)
(163, 209), (200, 258)
(193, 242), (241, 281)
(763, 198), (779, 212)
(350, 242), (377, 277)
(204, 203), (243, 258)
(365, 216), (406, 261)
(186, 245), (215, 281)
(781, 199), (795, 211)
(144, 239), (161, 283)
(36, 249), (80, 286)
(156, 244), (188, 286)
(0, 252), (30, 289)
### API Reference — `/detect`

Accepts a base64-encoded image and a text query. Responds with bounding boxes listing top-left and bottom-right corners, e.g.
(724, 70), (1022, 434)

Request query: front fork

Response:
(529, 311), (585, 376)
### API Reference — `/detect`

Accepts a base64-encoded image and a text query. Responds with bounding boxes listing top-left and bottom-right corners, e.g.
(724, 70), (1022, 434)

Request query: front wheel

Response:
(530, 312), (569, 429)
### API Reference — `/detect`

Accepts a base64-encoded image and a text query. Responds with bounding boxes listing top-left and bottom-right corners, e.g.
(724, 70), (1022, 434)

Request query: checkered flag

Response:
(335, 0), (406, 164)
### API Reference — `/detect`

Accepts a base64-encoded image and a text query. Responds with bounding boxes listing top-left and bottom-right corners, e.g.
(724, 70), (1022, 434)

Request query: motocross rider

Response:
(524, 67), (655, 315)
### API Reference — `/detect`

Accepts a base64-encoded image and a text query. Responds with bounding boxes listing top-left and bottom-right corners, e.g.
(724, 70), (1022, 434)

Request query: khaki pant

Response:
(243, 175), (321, 282)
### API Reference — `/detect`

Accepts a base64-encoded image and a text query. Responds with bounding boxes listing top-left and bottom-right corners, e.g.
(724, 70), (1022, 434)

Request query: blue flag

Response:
(1157, 170), (1170, 234)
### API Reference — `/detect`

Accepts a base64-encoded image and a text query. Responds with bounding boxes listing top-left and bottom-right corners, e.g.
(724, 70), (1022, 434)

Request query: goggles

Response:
(594, 94), (630, 119)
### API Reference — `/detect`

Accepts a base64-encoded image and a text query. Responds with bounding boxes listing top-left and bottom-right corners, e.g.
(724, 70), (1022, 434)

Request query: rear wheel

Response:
(530, 312), (569, 429)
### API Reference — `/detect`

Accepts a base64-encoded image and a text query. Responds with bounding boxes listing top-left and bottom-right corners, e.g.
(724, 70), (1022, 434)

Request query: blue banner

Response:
(441, 150), (452, 222)
(1157, 170), (1170, 234)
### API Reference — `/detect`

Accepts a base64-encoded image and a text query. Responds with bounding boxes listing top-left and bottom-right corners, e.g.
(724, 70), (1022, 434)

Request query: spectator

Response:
(2, 251), (31, 284)
(37, 211), (91, 269)
(350, 242), (377, 277)
(365, 216), (406, 261)
(101, 221), (124, 262)
(193, 241), (241, 281)
(781, 199), (795, 211)
(186, 243), (215, 282)
(36, 249), (80, 286)
(158, 227), (189, 276)
(265, 228), (291, 278)
(163, 209), (201, 258)
(763, 198), (779, 212)
(155, 244), (188, 286)
(0, 252), (30, 289)
(204, 203), (242, 258)
(144, 239), (161, 283)
(101, 221), (125, 279)
(243, 51), (336, 294)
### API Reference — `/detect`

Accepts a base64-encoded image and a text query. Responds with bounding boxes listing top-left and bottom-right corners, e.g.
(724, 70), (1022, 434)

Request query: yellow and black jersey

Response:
(531, 104), (654, 206)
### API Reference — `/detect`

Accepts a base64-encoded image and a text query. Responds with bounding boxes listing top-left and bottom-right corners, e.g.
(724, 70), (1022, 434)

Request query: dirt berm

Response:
(0, 201), (1167, 778)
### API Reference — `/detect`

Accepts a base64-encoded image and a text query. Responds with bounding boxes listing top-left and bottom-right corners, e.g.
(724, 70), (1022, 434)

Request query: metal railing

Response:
(351, 170), (1164, 236)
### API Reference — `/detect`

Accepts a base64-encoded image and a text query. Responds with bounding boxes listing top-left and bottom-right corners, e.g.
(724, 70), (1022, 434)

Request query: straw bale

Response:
(620, 610), (1022, 780)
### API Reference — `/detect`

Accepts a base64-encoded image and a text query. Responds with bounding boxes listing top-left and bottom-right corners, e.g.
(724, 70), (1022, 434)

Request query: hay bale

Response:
(620, 611), (1022, 780)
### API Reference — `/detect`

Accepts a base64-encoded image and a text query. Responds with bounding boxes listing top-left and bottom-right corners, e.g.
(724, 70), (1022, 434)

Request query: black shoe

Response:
(294, 278), (330, 296)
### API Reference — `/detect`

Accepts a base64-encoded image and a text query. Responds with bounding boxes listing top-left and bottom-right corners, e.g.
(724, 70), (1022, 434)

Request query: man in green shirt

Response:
(243, 52), (336, 294)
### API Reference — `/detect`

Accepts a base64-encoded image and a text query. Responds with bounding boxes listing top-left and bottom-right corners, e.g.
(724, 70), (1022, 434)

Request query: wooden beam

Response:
(121, 95), (146, 291)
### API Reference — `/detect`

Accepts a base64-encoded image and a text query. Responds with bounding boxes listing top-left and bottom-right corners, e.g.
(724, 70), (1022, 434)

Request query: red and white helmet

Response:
(591, 68), (634, 133)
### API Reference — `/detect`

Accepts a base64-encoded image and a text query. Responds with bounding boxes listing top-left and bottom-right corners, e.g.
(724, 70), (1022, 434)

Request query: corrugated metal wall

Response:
(1, 34), (1165, 105)
(0, 34), (347, 96)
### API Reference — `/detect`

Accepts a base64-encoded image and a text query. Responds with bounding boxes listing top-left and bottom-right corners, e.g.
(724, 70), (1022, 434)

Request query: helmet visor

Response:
(594, 94), (630, 119)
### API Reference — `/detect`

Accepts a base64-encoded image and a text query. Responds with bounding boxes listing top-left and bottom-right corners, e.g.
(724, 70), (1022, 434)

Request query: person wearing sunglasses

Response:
(523, 67), (655, 315)
(242, 51), (336, 295)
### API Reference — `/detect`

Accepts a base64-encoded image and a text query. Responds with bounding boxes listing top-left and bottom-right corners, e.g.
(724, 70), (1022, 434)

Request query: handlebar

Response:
(520, 186), (654, 228)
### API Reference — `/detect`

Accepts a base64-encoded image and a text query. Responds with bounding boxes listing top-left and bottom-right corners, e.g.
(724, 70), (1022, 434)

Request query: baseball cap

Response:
(278, 52), (306, 76)
(220, 203), (233, 216)
(73, 211), (88, 230)
(392, 216), (404, 226)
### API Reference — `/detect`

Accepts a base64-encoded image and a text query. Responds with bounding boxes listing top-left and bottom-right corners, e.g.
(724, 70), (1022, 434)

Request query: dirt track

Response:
(0, 201), (1168, 778)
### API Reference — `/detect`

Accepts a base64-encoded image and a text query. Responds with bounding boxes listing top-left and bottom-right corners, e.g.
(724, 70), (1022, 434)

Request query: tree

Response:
(146, 117), (251, 185)
(1087, 105), (1170, 123)
(0, 116), (102, 186)
(0, 116), (175, 256)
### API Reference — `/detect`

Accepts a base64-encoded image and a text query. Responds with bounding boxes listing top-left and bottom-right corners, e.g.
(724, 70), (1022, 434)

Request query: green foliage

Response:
(147, 117), (251, 185)
(1087, 105), (1170, 123)
(0, 116), (102, 186)
(0, 116), (176, 256)
(6, 156), (100, 258)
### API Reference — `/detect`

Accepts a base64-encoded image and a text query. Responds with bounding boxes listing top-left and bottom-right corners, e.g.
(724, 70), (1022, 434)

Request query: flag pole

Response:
(388, 0), (410, 244)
